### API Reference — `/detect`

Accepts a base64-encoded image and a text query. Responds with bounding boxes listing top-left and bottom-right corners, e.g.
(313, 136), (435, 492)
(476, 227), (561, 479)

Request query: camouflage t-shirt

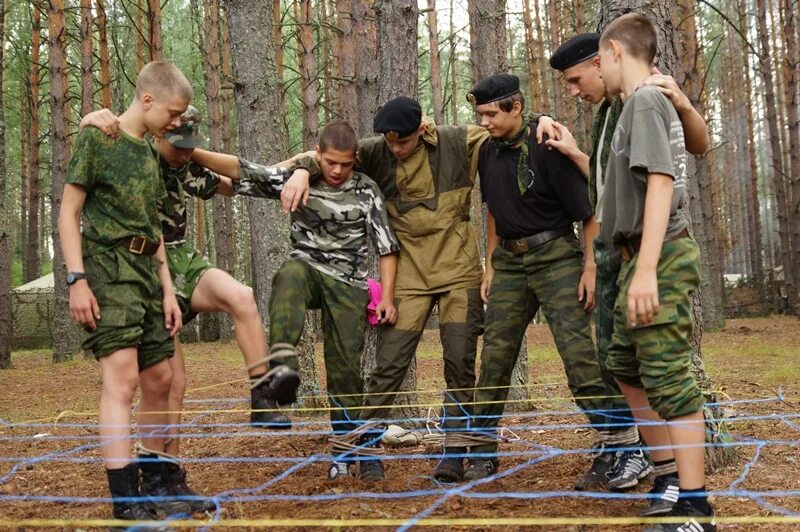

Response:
(66, 127), (167, 256)
(236, 159), (400, 288)
(159, 158), (220, 244)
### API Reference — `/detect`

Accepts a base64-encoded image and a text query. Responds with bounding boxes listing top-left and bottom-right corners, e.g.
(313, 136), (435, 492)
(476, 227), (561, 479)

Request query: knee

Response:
(140, 362), (174, 396)
(229, 285), (259, 318)
(169, 367), (187, 400)
(272, 260), (305, 287)
(104, 371), (139, 403)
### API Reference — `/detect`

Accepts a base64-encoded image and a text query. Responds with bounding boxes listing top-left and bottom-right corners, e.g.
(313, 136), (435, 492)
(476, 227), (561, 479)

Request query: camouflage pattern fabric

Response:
(82, 246), (173, 369)
(66, 127), (166, 256)
(593, 237), (635, 430)
(268, 259), (369, 434)
(235, 160), (400, 289)
(471, 236), (620, 455)
(159, 159), (220, 244)
(166, 242), (213, 324)
(360, 287), (484, 435)
(606, 236), (704, 420)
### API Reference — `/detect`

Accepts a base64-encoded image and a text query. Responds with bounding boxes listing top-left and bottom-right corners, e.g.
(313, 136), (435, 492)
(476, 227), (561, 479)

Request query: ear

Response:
(140, 92), (154, 109)
(591, 55), (601, 69)
(512, 100), (523, 115)
(315, 145), (322, 159)
(609, 39), (624, 61)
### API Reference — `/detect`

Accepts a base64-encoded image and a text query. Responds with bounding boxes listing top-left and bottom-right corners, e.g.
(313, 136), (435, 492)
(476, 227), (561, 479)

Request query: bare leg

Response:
(137, 359), (174, 452)
(616, 379), (675, 463)
(667, 410), (706, 489)
(98, 348), (140, 469)
(165, 339), (186, 456)
(191, 268), (269, 376)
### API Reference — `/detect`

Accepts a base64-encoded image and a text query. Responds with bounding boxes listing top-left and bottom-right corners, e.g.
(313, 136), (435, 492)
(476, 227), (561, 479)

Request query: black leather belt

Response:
(119, 235), (160, 256)
(618, 228), (690, 262)
(499, 227), (572, 254)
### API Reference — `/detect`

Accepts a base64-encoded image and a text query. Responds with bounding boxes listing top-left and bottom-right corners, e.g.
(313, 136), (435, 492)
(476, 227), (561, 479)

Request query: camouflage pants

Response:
(593, 238), (637, 435)
(166, 242), (213, 324)
(360, 287), (484, 437)
(82, 246), (173, 370)
(472, 235), (619, 454)
(607, 236), (704, 420)
(268, 259), (369, 434)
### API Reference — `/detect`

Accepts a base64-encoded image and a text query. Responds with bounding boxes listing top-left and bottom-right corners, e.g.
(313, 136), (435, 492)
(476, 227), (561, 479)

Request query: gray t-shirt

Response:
(600, 85), (688, 246)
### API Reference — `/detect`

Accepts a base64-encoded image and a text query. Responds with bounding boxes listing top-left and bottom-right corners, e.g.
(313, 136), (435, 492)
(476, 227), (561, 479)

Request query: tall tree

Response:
(522, 0), (543, 111)
(299, 0), (318, 148)
(225, 0), (320, 401)
(134, 0), (146, 72)
(468, 0), (530, 407)
(26, 2), (42, 283)
(425, 0), (445, 125)
(79, 0), (94, 116)
(337, 0), (358, 125)
(352, 0), (379, 136)
(147, 0), (163, 61)
(95, 0), (112, 108)
(49, 0), (82, 362)
(19, 77), (29, 283)
(0, 0), (10, 370)
(598, 0), (735, 469)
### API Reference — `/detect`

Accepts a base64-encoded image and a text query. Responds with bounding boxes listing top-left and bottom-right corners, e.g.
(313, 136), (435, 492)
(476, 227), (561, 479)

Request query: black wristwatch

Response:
(66, 272), (87, 286)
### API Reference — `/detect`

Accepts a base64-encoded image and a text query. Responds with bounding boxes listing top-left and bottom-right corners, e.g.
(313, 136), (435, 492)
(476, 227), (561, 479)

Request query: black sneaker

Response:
(250, 383), (292, 429)
(607, 449), (653, 491)
(640, 474), (679, 517)
(328, 460), (355, 480)
(163, 462), (215, 514)
(642, 499), (717, 532)
(573, 444), (613, 491)
(463, 458), (499, 481)
(358, 458), (385, 481)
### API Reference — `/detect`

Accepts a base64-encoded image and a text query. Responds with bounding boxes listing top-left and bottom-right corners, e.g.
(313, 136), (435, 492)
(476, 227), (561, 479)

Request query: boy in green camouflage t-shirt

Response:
(59, 61), (191, 528)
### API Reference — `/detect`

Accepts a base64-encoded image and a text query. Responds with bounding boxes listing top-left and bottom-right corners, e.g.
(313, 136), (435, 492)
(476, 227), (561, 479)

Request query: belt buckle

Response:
(129, 236), (146, 255)
(512, 239), (528, 254)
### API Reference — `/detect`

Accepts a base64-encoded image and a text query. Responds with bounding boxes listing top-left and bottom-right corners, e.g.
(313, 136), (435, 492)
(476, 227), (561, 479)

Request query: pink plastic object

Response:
(366, 278), (383, 327)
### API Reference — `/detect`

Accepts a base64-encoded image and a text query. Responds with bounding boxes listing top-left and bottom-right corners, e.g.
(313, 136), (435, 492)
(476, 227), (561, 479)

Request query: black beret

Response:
(467, 74), (520, 106)
(550, 33), (600, 71)
(373, 96), (423, 139)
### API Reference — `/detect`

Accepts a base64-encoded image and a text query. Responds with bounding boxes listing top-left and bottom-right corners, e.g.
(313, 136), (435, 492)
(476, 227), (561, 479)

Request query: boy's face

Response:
(142, 92), (190, 138)
(597, 41), (623, 96)
(155, 137), (195, 168)
(316, 147), (356, 187)
(383, 125), (424, 162)
(562, 57), (606, 104)
(475, 101), (522, 139)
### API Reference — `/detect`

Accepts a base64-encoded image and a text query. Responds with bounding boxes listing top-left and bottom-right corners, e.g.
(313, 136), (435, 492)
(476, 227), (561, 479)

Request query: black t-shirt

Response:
(479, 135), (592, 240)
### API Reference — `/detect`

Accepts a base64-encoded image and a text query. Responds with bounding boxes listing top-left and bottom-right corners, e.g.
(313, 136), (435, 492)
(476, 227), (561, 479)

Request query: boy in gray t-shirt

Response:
(597, 13), (714, 532)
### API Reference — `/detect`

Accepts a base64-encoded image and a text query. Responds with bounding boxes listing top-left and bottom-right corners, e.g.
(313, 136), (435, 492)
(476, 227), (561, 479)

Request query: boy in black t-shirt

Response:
(463, 74), (645, 487)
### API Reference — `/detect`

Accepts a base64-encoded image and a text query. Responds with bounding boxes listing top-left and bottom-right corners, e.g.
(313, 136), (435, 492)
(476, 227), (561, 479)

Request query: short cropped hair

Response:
(600, 13), (658, 64)
(319, 121), (358, 154)
(497, 91), (525, 113)
(136, 61), (193, 101)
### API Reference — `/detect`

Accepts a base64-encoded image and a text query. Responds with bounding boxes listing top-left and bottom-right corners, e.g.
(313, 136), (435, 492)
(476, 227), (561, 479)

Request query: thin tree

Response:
(96, 0), (112, 108)
(26, 2), (42, 283)
(425, 0), (445, 125)
(352, 0), (379, 136)
(299, 0), (319, 148)
(19, 77), (29, 283)
(49, 0), (82, 362)
(220, 10), (237, 286)
(0, 0), (10, 369)
(134, 0), (146, 72)
(337, 0), (358, 126)
(147, 0), (162, 61)
(79, 0), (94, 116)
(522, 0), (542, 111)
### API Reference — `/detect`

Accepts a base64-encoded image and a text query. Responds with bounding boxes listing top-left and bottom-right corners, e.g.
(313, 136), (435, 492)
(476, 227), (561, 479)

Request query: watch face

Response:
(66, 273), (76, 284)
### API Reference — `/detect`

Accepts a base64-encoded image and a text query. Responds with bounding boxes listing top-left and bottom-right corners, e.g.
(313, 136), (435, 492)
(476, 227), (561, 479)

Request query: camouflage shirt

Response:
(66, 127), (167, 256)
(236, 159), (400, 288)
(158, 157), (220, 244)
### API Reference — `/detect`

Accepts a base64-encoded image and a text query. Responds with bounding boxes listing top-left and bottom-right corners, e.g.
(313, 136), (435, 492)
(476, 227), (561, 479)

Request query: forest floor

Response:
(1, 317), (799, 531)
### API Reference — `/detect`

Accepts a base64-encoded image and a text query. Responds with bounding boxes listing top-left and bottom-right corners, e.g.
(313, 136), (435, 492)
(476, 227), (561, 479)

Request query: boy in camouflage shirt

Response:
(60, 61), (190, 528)
(192, 121), (401, 481)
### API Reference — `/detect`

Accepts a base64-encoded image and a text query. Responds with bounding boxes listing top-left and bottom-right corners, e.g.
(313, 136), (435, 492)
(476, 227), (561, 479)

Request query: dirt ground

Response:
(0, 317), (799, 530)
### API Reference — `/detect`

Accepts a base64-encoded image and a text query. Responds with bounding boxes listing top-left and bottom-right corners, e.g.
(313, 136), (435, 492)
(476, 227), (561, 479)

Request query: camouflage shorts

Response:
(607, 236), (704, 420)
(166, 242), (214, 324)
(82, 246), (173, 370)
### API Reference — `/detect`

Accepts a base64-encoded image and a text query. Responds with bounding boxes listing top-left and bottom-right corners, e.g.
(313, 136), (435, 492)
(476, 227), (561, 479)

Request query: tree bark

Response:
(299, 0), (319, 148)
(337, 0), (358, 126)
(448, 0), (458, 124)
(225, 0), (321, 404)
(522, 0), (542, 111)
(19, 76), (29, 284)
(26, 3), (42, 284)
(352, 0), (379, 136)
(49, 0), (83, 362)
(147, 0), (163, 61)
(95, 0), (112, 109)
(0, 0), (10, 370)
(134, 0), (146, 72)
(79, 0), (94, 116)
(425, 0), (445, 125)
(547, 0), (563, 118)
(598, 0), (735, 469)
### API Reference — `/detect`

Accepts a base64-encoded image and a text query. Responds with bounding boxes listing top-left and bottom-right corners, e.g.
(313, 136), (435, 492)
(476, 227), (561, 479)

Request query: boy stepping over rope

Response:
(194, 121), (401, 480)
(80, 105), (301, 514)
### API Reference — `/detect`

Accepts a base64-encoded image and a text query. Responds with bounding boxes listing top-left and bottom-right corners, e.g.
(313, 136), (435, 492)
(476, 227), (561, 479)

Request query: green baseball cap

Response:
(164, 105), (208, 149)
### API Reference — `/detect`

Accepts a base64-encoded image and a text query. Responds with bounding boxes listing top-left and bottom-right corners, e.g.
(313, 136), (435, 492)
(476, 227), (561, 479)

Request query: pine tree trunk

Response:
(49, 0), (83, 362)
(532, 0), (548, 114)
(448, 0), (458, 124)
(299, 0), (318, 148)
(547, 0), (563, 118)
(353, 0), (379, 137)
(522, 0), (542, 111)
(225, 0), (321, 405)
(134, 0), (146, 72)
(26, 3), (42, 284)
(425, 0), (445, 125)
(337, 0), (358, 126)
(756, 0), (795, 312)
(19, 77), (29, 284)
(0, 0), (10, 370)
(147, 0), (163, 61)
(598, 0), (735, 470)
(220, 10), (238, 303)
(96, 0), (112, 109)
(79, 0), (94, 116)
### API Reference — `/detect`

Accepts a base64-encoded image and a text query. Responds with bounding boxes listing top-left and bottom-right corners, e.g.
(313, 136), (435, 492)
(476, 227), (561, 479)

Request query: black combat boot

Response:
(139, 454), (192, 517)
(433, 447), (467, 483)
(107, 463), (171, 532)
(163, 461), (215, 514)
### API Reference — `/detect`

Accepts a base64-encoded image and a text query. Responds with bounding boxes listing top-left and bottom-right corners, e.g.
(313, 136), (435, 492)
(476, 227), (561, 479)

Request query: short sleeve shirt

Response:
(479, 134), (592, 240)
(66, 127), (166, 255)
(600, 86), (689, 246)
(236, 160), (400, 288)
(159, 159), (221, 244)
